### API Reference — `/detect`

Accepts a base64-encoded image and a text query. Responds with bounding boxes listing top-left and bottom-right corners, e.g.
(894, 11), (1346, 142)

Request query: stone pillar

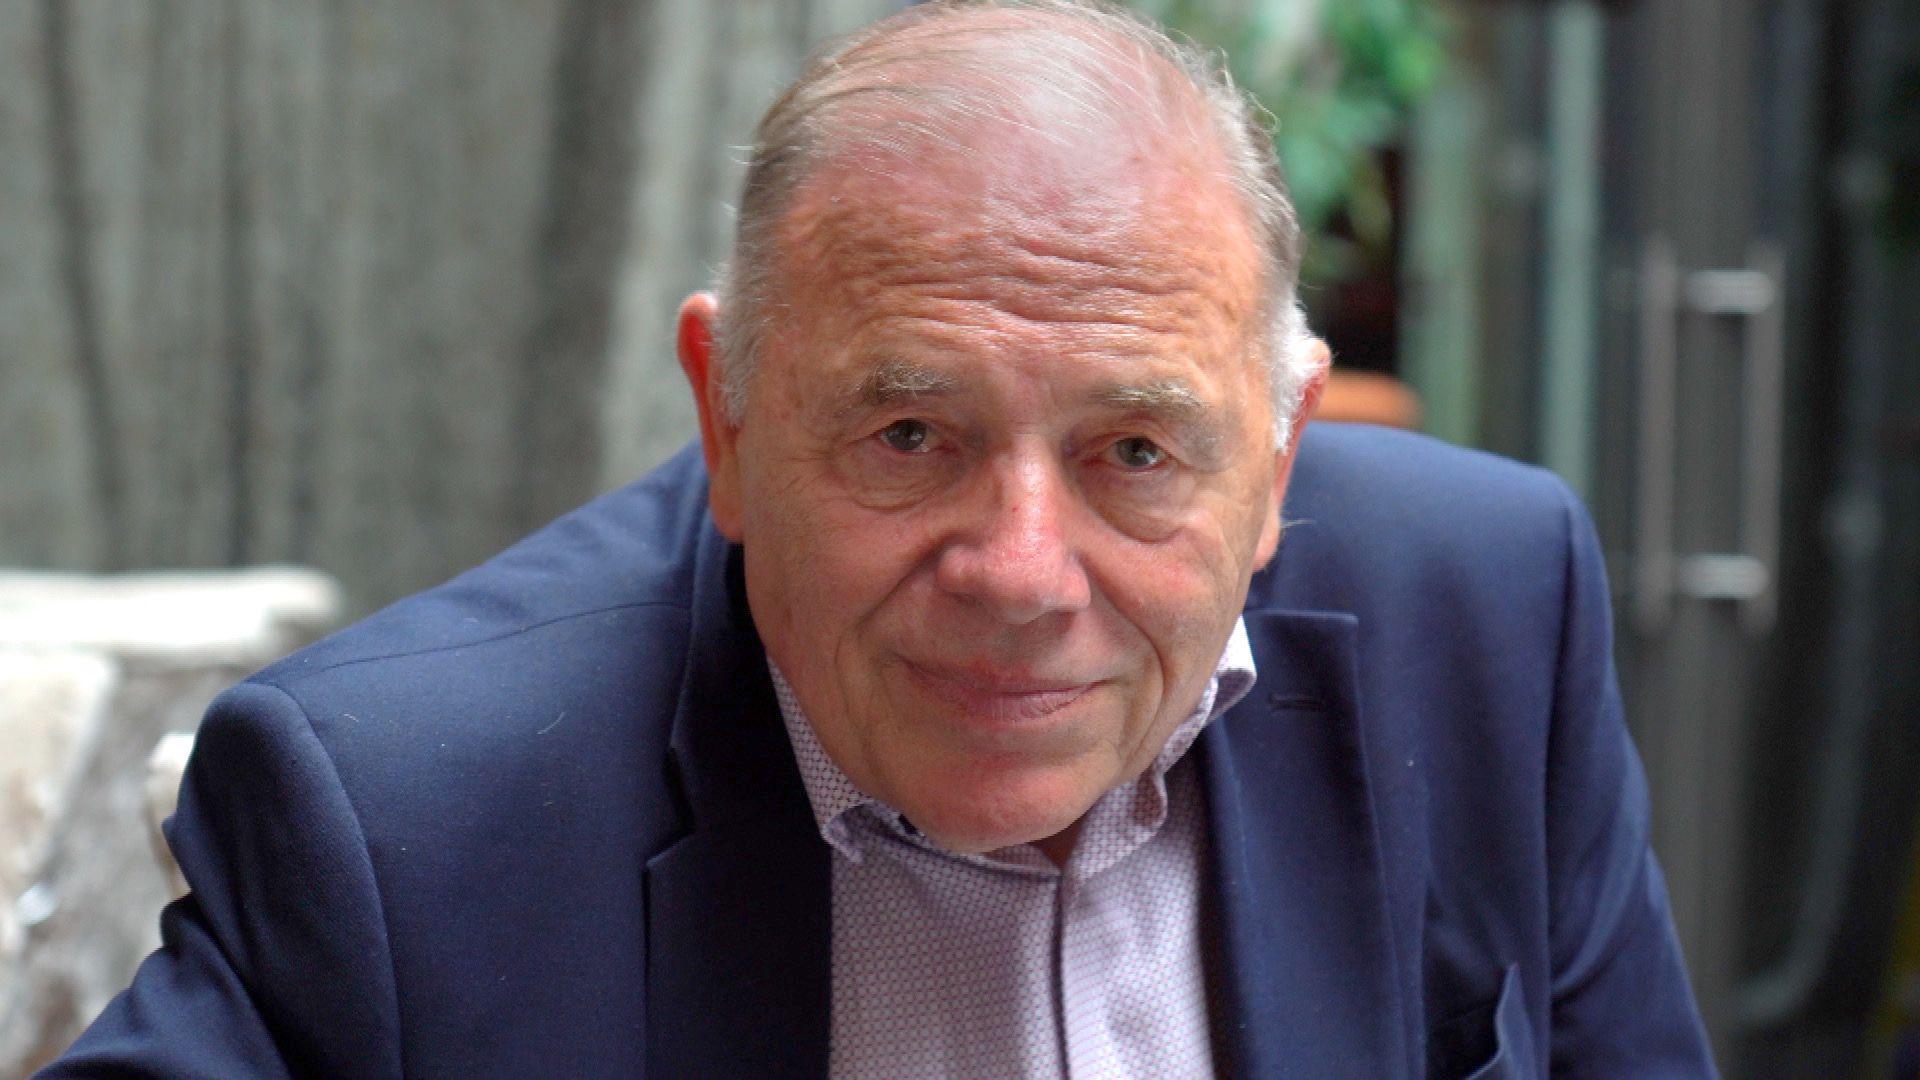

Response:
(0, 568), (339, 1074)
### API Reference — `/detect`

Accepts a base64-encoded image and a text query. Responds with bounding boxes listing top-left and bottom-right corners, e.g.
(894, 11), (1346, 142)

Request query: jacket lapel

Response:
(644, 528), (831, 1079)
(1200, 608), (1411, 1079)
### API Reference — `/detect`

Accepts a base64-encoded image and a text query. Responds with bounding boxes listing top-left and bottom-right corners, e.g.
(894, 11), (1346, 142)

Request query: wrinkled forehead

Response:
(773, 121), (1267, 342)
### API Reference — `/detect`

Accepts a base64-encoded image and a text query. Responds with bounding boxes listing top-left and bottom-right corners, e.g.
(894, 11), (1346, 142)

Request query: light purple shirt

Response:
(772, 619), (1257, 1079)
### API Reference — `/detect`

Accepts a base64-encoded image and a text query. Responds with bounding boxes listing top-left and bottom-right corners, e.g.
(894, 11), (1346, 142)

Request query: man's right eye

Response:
(876, 419), (932, 453)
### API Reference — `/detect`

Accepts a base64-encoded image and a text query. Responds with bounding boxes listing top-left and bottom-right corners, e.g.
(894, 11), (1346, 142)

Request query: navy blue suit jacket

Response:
(45, 424), (1713, 1077)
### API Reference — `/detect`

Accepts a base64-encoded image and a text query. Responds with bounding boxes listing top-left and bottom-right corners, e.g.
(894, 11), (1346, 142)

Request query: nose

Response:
(933, 452), (1092, 625)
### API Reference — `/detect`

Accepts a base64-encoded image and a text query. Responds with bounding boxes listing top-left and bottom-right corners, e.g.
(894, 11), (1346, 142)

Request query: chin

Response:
(893, 756), (1103, 854)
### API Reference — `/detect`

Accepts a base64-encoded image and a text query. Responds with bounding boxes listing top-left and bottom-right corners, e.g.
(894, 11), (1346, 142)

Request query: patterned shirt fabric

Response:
(771, 618), (1257, 1080)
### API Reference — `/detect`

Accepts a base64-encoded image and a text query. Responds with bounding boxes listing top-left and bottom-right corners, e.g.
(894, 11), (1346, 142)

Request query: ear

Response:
(676, 292), (745, 541)
(1252, 338), (1331, 570)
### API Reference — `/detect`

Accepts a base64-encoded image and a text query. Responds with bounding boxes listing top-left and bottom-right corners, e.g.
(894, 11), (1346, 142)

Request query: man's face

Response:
(684, 132), (1311, 856)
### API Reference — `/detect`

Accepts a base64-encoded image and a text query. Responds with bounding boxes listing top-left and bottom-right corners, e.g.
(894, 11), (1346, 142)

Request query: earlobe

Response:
(676, 292), (745, 541)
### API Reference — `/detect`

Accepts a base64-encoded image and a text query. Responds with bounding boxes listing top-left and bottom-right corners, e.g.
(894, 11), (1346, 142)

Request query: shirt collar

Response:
(772, 617), (1258, 862)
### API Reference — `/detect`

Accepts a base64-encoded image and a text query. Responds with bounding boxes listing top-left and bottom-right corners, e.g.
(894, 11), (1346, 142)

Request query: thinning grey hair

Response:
(714, 0), (1319, 446)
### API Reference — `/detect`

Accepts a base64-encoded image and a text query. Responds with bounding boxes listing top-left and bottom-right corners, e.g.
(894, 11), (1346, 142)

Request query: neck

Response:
(1031, 817), (1084, 867)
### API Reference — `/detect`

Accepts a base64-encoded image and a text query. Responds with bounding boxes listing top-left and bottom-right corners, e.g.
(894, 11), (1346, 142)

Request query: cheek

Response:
(1109, 565), (1232, 666)
(740, 466), (935, 645)
(1206, 470), (1278, 573)
(1142, 493), (1270, 591)
(1090, 505), (1264, 664)
(1079, 470), (1196, 541)
(832, 436), (968, 512)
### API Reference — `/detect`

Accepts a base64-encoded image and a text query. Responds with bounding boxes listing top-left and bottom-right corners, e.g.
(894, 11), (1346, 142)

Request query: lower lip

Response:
(903, 662), (1096, 725)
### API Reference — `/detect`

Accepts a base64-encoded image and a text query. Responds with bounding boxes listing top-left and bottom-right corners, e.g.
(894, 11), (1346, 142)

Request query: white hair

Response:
(716, 0), (1320, 446)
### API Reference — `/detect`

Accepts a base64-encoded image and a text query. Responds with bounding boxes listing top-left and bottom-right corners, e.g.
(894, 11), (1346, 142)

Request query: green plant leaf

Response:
(1138, 0), (1450, 286)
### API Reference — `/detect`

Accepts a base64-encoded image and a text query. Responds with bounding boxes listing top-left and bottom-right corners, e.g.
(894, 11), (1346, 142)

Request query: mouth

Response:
(901, 659), (1098, 725)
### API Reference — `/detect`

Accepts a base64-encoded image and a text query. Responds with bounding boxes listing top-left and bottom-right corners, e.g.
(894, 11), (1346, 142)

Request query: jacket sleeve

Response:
(1542, 487), (1717, 1076)
(37, 680), (404, 1078)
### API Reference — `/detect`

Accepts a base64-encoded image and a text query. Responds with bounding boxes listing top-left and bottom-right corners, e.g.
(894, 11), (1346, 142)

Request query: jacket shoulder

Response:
(257, 444), (713, 684)
(133, 452), (721, 1075)
(1255, 423), (1582, 614)
(228, 446), (718, 880)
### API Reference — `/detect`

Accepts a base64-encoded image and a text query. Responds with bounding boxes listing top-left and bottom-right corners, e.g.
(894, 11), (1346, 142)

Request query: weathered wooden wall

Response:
(1, 0), (898, 614)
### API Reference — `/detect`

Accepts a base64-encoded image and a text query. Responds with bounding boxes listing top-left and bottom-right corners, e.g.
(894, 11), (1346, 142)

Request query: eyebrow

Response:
(835, 359), (963, 415)
(831, 363), (1231, 458)
(1091, 377), (1229, 462)
(1090, 378), (1207, 416)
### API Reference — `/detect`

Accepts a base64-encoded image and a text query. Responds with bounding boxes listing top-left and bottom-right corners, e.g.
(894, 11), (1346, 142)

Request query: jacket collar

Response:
(644, 523), (830, 1079)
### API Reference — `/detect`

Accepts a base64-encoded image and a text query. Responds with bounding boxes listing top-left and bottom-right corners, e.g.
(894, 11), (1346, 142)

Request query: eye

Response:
(1109, 436), (1167, 470)
(876, 418), (932, 453)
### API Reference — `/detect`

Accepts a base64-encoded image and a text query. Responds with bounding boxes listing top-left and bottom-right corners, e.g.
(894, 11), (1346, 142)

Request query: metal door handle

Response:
(1736, 244), (1787, 635)
(1632, 237), (1787, 636)
(1634, 239), (1680, 635)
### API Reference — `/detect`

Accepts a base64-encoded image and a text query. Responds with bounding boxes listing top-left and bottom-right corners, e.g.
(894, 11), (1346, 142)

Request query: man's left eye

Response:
(1109, 437), (1167, 470)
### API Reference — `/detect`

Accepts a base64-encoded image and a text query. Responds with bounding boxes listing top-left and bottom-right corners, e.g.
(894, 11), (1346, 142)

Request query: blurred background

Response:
(1, 0), (1916, 1074)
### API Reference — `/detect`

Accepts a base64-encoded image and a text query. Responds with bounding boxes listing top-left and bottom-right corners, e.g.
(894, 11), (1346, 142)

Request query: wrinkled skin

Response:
(679, 124), (1326, 863)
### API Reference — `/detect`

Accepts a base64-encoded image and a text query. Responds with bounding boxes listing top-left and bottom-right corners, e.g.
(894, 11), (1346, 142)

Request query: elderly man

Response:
(46, 1), (1712, 1077)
